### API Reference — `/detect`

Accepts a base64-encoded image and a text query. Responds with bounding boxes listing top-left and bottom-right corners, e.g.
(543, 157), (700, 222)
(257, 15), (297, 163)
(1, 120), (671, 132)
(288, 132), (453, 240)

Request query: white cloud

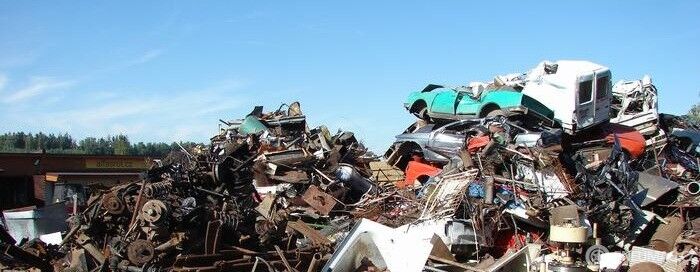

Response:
(85, 49), (166, 77)
(1, 49), (162, 104)
(130, 49), (164, 65)
(4, 79), (248, 143)
(3, 77), (75, 103)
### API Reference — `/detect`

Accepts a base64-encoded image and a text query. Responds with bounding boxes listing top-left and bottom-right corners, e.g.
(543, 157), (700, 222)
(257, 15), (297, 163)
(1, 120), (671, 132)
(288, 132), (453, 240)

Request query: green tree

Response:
(113, 135), (131, 155)
(688, 102), (700, 124)
(79, 137), (99, 154)
(13, 132), (26, 149)
(1, 133), (14, 150)
(0, 131), (201, 157)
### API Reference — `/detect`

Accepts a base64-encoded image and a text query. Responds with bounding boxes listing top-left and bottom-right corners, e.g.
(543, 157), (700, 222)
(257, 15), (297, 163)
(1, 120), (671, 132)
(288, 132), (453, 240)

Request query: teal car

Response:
(404, 84), (555, 124)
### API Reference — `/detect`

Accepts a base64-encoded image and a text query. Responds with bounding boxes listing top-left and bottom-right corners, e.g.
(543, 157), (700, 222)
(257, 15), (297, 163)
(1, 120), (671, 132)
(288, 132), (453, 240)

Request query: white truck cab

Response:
(518, 60), (612, 135)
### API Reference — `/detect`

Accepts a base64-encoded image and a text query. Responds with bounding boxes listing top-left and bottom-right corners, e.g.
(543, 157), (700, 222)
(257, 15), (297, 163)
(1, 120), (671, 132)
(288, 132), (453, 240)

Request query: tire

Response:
(413, 107), (429, 120)
(486, 109), (506, 117)
(585, 245), (609, 265)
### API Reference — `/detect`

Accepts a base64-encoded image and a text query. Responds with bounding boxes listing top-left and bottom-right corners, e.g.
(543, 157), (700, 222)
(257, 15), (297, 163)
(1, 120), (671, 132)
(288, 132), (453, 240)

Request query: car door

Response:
(430, 88), (459, 114)
(455, 90), (480, 116)
(427, 121), (468, 157)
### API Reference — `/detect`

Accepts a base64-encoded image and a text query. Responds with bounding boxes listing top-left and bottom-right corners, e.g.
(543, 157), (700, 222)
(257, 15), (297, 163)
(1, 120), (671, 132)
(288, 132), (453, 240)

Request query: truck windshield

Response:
(578, 80), (593, 103)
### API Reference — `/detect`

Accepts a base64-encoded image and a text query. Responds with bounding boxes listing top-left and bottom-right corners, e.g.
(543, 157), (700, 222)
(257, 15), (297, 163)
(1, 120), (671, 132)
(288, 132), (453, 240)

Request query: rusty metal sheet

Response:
(270, 170), (309, 184)
(255, 196), (276, 219)
(302, 185), (337, 215)
(287, 220), (331, 246)
(369, 161), (405, 183)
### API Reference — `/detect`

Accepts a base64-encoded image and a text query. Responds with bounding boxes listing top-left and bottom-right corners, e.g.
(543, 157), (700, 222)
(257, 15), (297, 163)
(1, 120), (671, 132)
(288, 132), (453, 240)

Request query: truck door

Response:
(575, 75), (595, 129)
(592, 71), (612, 126)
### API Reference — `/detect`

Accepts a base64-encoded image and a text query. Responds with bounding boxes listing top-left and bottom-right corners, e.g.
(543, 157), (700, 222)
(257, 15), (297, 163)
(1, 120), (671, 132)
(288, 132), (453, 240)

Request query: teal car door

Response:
(455, 91), (480, 116)
(430, 88), (458, 114)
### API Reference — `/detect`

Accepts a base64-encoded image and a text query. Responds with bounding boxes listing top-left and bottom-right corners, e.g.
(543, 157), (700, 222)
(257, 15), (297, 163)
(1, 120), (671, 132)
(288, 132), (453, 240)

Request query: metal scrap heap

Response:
(1, 102), (391, 271)
(2, 60), (700, 272)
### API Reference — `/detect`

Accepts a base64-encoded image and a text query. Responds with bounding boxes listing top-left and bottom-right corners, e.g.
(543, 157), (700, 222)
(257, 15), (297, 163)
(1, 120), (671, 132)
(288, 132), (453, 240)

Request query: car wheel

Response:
(486, 109), (506, 117)
(413, 108), (429, 120)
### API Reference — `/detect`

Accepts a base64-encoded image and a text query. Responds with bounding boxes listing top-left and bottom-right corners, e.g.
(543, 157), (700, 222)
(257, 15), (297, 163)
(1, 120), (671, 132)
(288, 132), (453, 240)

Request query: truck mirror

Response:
(544, 63), (558, 74)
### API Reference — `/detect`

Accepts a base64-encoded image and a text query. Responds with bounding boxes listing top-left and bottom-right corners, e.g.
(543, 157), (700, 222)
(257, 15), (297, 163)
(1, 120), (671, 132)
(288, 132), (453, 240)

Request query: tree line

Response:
(0, 132), (202, 157)
(688, 102), (700, 124)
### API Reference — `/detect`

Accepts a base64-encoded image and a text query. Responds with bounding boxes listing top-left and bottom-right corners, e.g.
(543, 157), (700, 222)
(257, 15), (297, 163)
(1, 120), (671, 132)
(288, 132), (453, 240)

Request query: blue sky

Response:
(0, 1), (698, 152)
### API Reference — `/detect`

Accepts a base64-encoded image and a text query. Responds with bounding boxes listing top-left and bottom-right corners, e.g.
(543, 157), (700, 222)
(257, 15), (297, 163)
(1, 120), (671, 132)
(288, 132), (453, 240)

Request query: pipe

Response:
(428, 255), (484, 272)
(484, 176), (494, 204)
(125, 180), (149, 240)
(650, 217), (684, 252)
(273, 245), (295, 272)
(117, 263), (143, 272)
(306, 253), (321, 272)
(59, 225), (80, 247)
(686, 182), (700, 195)
(72, 194), (78, 215)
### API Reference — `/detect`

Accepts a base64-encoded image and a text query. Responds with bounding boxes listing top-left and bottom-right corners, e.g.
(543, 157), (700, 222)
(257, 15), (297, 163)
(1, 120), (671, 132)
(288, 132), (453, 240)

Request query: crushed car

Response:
(610, 75), (667, 150)
(404, 83), (555, 125)
(384, 116), (556, 170)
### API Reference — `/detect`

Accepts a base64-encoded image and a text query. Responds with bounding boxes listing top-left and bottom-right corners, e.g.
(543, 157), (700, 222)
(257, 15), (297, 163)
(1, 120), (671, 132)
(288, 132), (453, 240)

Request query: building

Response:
(0, 153), (151, 211)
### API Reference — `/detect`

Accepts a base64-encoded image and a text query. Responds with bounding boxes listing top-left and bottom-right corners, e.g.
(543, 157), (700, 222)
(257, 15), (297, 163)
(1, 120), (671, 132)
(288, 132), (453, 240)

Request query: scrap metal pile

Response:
(2, 102), (387, 271)
(2, 60), (700, 272)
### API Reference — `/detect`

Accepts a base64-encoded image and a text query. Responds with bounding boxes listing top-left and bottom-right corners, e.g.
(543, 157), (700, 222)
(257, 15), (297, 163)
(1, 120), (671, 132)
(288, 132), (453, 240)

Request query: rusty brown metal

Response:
(302, 185), (337, 215)
(650, 216), (684, 252)
(127, 239), (155, 266)
(124, 179), (149, 240)
(306, 253), (322, 272)
(76, 233), (106, 264)
(101, 191), (125, 215)
(274, 245), (297, 272)
(271, 170), (309, 184)
(629, 262), (664, 272)
(0, 242), (52, 271)
(287, 220), (332, 246)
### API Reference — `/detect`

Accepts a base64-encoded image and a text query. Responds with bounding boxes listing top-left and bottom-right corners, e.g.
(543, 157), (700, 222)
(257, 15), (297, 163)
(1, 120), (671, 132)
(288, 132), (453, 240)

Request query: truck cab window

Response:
(578, 80), (593, 103)
(596, 76), (609, 100)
